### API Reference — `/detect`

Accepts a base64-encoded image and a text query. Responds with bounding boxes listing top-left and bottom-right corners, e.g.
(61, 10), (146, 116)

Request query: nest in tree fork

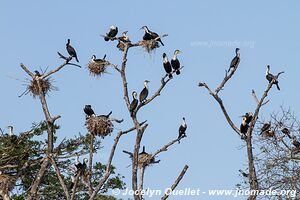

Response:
(138, 153), (155, 168)
(139, 40), (160, 53)
(88, 60), (110, 77)
(86, 116), (114, 138)
(28, 78), (53, 97)
(0, 174), (16, 194)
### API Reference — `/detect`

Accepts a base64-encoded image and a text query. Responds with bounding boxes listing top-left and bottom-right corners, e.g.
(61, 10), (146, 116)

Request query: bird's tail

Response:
(276, 83), (280, 90)
(176, 70), (181, 75)
(168, 74), (173, 79)
(75, 57), (79, 63)
(159, 40), (164, 46)
(104, 36), (109, 41)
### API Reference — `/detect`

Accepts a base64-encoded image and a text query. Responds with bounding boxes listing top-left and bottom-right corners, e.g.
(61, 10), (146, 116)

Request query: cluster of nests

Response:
(139, 40), (160, 53)
(0, 173), (16, 195)
(27, 77), (53, 97)
(87, 56), (110, 77)
(85, 116), (114, 138)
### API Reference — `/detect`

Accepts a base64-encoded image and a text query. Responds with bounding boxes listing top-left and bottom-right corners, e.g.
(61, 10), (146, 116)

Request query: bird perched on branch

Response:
(260, 122), (271, 135)
(139, 80), (150, 104)
(280, 126), (292, 139)
(178, 117), (187, 143)
(34, 70), (41, 77)
(70, 156), (88, 189)
(171, 50), (182, 75)
(291, 136), (300, 148)
(129, 91), (138, 117)
(163, 53), (173, 79)
(243, 112), (253, 125)
(104, 26), (118, 41)
(66, 39), (79, 62)
(240, 116), (249, 137)
(84, 105), (95, 118)
(266, 65), (280, 90)
(228, 48), (240, 72)
(140, 26), (164, 46)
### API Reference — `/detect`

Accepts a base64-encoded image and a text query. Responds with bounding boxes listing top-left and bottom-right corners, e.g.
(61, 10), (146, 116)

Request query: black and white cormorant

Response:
(66, 39), (79, 62)
(129, 91), (138, 117)
(139, 80), (150, 103)
(291, 137), (300, 148)
(266, 65), (280, 90)
(240, 117), (249, 136)
(117, 31), (130, 50)
(70, 156), (88, 189)
(91, 54), (106, 63)
(104, 26), (118, 41)
(140, 26), (164, 46)
(178, 117), (187, 143)
(280, 127), (291, 139)
(171, 50), (182, 75)
(84, 105), (95, 118)
(163, 53), (173, 79)
(243, 112), (253, 125)
(228, 48), (240, 72)
(260, 122), (271, 134)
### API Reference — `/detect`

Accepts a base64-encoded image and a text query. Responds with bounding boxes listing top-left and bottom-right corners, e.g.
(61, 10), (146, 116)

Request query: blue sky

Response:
(1, 1), (300, 199)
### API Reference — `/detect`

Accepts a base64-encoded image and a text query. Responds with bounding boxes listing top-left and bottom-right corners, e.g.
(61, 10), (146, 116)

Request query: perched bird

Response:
(66, 39), (79, 62)
(238, 169), (249, 178)
(104, 26), (118, 41)
(163, 53), (173, 79)
(98, 111), (112, 118)
(139, 146), (147, 156)
(266, 65), (280, 90)
(240, 117), (249, 136)
(178, 117), (187, 143)
(91, 54), (106, 63)
(139, 80), (150, 103)
(228, 48), (240, 72)
(244, 112), (253, 125)
(140, 26), (164, 46)
(34, 70), (41, 77)
(84, 105), (95, 118)
(75, 157), (88, 174)
(260, 122), (271, 134)
(129, 91), (138, 117)
(280, 127), (292, 139)
(171, 50), (182, 75)
(291, 137), (300, 148)
(7, 126), (13, 136)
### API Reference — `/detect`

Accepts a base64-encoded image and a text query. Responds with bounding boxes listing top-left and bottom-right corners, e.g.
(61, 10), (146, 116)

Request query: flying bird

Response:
(129, 91), (138, 117)
(139, 80), (150, 104)
(104, 26), (118, 41)
(163, 53), (173, 79)
(140, 26), (164, 46)
(66, 39), (79, 62)
(171, 50), (182, 75)
(266, 65), (280, 90)
(178, 117), (187, 143)
(228, 48), (240, 72)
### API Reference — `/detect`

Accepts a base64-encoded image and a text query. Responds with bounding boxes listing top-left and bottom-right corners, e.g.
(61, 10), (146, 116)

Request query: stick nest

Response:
(88, 60), (110, 77)
(28, 78), (53, 97)
(0, 174), (16, 194)
(139, 40), (159, 53)
(86, 116), (114, 138)
(138, 153), (155, 168)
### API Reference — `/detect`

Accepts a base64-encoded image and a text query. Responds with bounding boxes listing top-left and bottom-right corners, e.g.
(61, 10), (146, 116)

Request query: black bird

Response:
(139, 80), (150, 103)
(91, 54), (106, 63)
(98, 111), (112, 118)
(66, 39), (79, 62)
(178, 117), (187, 143)
(140, 26), (164, 46)
(163, 53), (173, 79)
(266, 65), (280, 90)
(260, 122), (271, 134)
(171, 50), (182, 75)
(238, 169), (249, 178)
(291, 137), (300, 148)
(104, 26), (118, 41)
(240, 117), (249, 136)
(34, 70), (41, 77)
(129, 91), (138, 117)
(243, 112), (253, 125)
(228, 48), (240, 72)
(281, 127), (292, 139)
(84, 105), (95, 118)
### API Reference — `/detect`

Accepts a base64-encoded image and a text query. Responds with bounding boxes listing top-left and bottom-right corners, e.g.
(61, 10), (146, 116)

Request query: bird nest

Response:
(117, 42), (126, 51)
(27, 78), (53, 97)
(138, 153), (155, 168)
(0, 174), (16, 194)
(139, 40), (159, 53)
(88, 60), (110, 77)
(86, 116), (114, 138)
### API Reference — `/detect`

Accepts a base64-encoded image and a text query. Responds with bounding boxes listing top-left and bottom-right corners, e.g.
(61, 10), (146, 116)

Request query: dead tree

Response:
(199, 58), (284, 200)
